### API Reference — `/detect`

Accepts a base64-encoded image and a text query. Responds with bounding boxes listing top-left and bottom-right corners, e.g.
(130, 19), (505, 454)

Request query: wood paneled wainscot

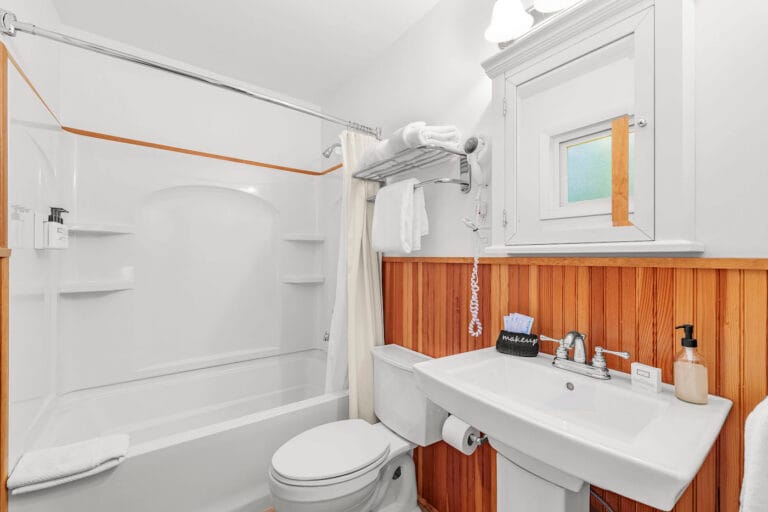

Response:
(382, 257), (768, 512)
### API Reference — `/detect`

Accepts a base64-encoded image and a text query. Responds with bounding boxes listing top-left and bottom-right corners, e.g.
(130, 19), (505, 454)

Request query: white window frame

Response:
(540, 116), (637, 221)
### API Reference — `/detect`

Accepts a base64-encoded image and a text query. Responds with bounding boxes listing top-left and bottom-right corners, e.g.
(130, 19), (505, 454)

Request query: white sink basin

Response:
(414, 348), (731, 511)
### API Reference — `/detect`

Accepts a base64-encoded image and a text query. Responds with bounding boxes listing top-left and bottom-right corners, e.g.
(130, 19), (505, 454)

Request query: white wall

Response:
(57, 137), (330, 393)
(5, 11), (341, 469)
(323, 0), (768, 258)
(0, 0), (62, 117)
(693, 0), (768, 257)
(6, 62), (71, 468)
(58, 32), (324, 172)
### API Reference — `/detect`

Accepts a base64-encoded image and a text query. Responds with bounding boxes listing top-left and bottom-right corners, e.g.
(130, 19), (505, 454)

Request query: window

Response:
(563, 130), (635, 205)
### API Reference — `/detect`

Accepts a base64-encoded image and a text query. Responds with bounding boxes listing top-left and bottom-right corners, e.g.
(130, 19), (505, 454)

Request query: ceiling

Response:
(54, 0), (442, 104)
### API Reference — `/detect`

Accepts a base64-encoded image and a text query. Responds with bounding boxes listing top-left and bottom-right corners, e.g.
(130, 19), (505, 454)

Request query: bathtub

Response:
(9, 349), (348, 512)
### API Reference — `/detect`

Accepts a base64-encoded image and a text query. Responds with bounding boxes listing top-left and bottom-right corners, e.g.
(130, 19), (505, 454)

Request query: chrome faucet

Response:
(540, 331), (630, 380)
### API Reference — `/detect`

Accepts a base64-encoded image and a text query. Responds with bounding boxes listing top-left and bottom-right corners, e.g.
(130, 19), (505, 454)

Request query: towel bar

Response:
(365, 177), (470, 203)
(358, 144), (472, 202)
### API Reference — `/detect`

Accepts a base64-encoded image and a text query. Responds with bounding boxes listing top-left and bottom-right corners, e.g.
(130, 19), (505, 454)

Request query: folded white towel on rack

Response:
(360, 122), (461, 169)
(372, 178), (429, 254)
(741, 396), (768, 511)
(8, 434), (130, 495)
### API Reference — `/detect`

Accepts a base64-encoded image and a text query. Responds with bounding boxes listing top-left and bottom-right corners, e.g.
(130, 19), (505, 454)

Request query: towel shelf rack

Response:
(353, 144), (471, 197)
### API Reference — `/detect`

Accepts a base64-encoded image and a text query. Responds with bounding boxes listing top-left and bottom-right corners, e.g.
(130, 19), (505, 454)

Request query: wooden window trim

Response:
(611, 114), (632, 226)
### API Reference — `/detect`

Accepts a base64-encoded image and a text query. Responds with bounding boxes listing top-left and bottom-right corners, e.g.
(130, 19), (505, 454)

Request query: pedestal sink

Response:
(413, 348), (731, 512)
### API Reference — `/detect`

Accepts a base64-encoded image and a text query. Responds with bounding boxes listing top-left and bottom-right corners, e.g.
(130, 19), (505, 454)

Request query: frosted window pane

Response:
(566, 133), (634, 203)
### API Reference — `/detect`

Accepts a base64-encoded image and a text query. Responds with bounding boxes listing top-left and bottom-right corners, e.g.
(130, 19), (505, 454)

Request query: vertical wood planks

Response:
(382, 259), (767, 512)
(619, 268), (637, 512)
(743, 271), (767, 425)
(718, 270), (742, 512)
(695, 270), (718, 512)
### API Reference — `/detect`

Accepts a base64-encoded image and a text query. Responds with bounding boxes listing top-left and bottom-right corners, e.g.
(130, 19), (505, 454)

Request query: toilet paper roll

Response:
(441, 415), (481, 456)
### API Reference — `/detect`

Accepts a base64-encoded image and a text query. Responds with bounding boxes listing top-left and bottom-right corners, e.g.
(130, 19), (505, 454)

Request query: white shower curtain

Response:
(324, 186), (348, 393)
(325, 130), (383, 423)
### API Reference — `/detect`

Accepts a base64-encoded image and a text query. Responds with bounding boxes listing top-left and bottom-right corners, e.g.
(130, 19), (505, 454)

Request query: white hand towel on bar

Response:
(360, 122), (461, 169)
(741, 396), (768, 511)
(411, 187), (429, 251)
(372, 179), (425, 253)
(8, 434), (130, 495)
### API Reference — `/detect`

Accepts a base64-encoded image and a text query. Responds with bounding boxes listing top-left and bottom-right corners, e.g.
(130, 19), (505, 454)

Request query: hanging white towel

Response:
(8, 435), (130, 495)
(371, 179), (429, 254)
(741, 396), (768, 511)
(411, 187), (429, 251)
(371, 179), (418, 253)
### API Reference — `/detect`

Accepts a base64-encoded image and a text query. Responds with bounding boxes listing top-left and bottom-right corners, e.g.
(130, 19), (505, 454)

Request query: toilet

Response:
(268, 344), (448, 512)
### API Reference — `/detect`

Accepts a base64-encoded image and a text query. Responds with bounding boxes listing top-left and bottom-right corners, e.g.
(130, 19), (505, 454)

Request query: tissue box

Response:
(496, 331), (539, 357)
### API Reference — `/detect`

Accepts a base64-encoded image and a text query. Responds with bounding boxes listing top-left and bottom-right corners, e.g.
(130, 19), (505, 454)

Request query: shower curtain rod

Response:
(0, 8), (382, 139)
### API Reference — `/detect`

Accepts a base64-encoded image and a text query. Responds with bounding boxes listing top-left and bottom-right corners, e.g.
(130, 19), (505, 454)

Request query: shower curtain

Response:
(325, 130), (383, 423)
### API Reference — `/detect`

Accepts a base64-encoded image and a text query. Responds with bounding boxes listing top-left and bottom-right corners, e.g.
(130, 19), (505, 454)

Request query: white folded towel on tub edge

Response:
(8, 434), (130, 495)
(742, 396), (768, 511)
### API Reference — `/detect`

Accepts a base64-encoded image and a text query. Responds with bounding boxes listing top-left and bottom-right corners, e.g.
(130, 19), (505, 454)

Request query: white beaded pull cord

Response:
(462, 217), (485, 338)
(468, 251), (482, 338)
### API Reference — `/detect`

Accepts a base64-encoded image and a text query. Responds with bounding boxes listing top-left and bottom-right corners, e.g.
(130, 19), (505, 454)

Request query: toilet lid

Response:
(271, 419), (390, 482)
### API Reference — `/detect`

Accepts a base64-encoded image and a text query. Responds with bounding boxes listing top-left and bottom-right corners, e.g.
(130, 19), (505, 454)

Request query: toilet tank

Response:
(371, 344), (447, 446)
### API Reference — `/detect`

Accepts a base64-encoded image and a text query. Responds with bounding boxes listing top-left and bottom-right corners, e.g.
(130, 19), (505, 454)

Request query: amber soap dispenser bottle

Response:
(673, 324), (708, 404)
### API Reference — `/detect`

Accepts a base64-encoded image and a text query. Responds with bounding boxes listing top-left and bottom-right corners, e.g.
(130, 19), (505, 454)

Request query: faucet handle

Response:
(539, 335), (570, 360)
(592, 346), (631, 369)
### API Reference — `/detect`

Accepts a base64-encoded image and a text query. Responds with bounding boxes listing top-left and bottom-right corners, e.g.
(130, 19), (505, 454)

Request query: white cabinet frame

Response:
(483, 0), (702, 255)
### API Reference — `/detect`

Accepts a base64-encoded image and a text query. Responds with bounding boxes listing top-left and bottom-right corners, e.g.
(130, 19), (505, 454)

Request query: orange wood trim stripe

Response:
(0, 259), (7, 512)
(0, 250), (9, 259)
(611, 114), (632, 227)
(382, 256), (768, 270)
(2, 42), (348, 177)
(62, 126), (336, 176)
(0, 44), (7, 512)
(0, 46), (6, 249)
(5, 49), (61, 126)
(318, 163), (343, 175)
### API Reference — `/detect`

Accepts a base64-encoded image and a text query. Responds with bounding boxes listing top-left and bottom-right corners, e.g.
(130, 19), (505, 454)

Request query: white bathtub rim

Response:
(128, 389), (349, 458)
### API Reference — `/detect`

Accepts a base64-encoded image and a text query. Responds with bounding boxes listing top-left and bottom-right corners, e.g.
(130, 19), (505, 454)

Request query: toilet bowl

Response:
(268, 420), (418, 512)
(268, 345), (448, 512)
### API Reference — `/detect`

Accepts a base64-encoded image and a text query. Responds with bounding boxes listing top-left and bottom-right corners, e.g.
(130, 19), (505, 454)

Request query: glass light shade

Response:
(533, 0), (581, 14)
(484, 0), (534, 43)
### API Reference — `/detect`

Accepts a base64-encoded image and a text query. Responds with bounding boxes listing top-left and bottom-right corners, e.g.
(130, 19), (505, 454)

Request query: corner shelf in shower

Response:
(69, 223), (136, 235)
(282, 233), (325, 242)
(281, 275), (325, 285)
(58, 279), (135, 294)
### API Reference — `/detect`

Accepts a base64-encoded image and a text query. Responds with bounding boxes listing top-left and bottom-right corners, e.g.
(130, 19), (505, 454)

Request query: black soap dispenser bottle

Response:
(673, 324), (708, 404)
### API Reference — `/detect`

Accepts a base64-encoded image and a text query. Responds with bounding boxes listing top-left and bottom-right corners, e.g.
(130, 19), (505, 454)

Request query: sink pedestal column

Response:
(497, 454), (589, 512)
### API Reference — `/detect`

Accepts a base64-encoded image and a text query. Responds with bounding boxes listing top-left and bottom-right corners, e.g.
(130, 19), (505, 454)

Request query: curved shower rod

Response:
(0, 8), (382, 139)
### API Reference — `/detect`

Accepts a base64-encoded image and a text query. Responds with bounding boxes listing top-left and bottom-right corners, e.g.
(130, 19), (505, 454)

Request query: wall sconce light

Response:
(484, 0), (534, 43)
